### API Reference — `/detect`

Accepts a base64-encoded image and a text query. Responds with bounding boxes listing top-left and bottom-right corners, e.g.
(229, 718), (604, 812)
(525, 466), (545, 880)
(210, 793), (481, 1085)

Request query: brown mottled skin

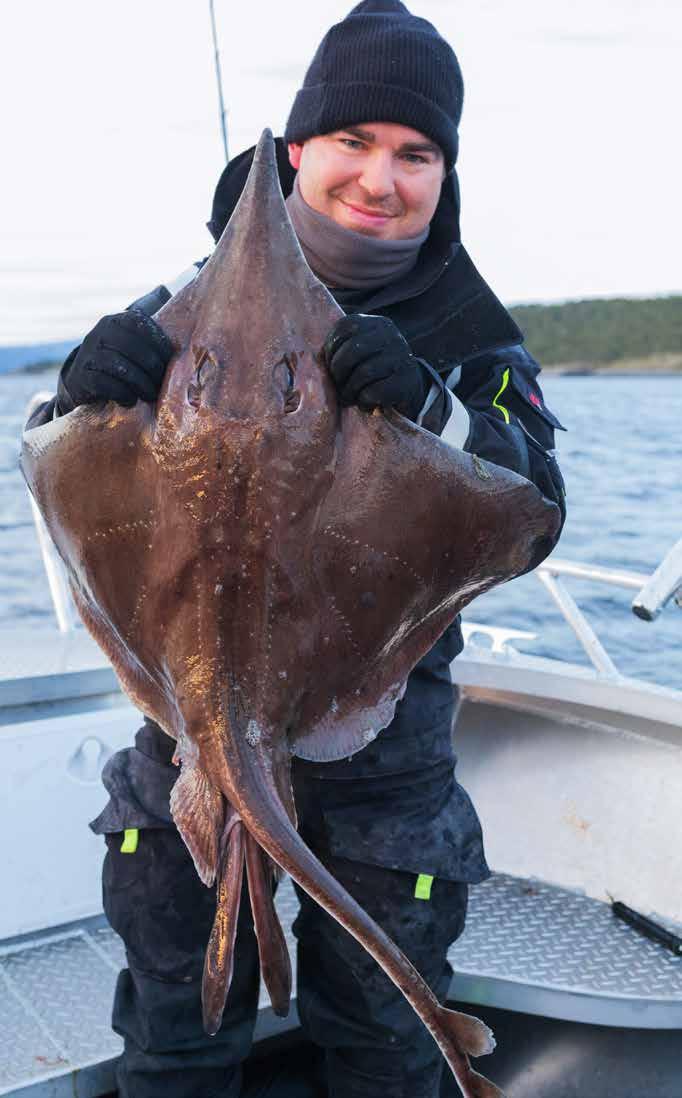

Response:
(21, 131), (559, 1098)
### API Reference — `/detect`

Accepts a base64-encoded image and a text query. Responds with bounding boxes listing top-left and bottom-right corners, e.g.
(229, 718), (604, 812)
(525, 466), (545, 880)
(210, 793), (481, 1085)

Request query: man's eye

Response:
(340, 138), (364, 150)
(401, 153), (428, 165)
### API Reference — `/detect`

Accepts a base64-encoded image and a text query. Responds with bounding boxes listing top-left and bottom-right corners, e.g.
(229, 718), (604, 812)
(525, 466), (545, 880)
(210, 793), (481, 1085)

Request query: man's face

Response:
(288, 122), (445, 241)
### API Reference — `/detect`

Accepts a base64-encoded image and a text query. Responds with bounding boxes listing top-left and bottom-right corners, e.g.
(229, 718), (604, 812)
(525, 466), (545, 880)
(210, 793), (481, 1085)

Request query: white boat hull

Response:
(453, 649), (682, 924)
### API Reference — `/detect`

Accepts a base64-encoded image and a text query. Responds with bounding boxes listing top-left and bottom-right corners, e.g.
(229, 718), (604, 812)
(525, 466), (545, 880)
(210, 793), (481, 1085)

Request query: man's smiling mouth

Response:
(339, 200), (398, 222)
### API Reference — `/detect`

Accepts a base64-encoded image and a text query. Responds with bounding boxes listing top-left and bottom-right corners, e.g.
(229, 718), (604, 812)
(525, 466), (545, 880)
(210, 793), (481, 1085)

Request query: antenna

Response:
(209, 0), (229, 164)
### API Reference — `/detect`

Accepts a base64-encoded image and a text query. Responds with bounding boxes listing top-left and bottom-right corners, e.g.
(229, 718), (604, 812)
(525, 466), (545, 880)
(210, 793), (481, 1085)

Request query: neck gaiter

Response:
(285, 175), (429, 290)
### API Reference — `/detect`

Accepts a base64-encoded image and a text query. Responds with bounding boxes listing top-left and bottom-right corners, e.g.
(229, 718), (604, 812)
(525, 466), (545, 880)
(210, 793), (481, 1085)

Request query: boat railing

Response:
(23, 391), (682, 677)
(532, 547), (682, 679)
(24, 391), (77, 633)
(465, 548), (682, 681)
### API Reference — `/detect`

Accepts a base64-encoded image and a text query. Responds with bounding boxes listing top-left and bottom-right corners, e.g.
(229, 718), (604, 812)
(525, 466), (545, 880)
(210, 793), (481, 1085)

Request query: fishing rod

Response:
(209, 0), (229, 164)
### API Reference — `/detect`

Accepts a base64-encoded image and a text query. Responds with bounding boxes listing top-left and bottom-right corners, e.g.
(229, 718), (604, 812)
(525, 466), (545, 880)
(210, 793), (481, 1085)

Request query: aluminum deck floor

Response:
(2, 874), (681, 1097)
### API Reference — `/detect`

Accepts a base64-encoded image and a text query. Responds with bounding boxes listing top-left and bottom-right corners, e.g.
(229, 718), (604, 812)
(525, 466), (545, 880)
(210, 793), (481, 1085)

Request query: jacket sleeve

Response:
(423, 342), (567, 559)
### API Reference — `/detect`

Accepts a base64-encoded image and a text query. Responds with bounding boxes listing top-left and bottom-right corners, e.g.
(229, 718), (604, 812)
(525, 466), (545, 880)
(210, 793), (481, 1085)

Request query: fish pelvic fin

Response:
(170, 763), (224, 886)
(244, 830), (291, 1017)
(202, 809), (245, 1036)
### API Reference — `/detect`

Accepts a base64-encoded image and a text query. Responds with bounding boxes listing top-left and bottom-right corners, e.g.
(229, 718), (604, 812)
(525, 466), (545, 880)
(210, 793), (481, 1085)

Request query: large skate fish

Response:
(22, 130), (559, 1098)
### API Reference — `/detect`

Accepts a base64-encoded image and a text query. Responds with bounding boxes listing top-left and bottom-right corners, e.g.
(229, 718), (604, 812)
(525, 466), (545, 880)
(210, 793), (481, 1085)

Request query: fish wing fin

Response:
(291, 408), (558, 762)
(20, 402), (173, 721)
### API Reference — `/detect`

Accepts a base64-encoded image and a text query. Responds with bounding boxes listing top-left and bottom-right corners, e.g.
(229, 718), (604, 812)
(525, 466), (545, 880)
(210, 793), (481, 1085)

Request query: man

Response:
(31, 3), (565, 1096)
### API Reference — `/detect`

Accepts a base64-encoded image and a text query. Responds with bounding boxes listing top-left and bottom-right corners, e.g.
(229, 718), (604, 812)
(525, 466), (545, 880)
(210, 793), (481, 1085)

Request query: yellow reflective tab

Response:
(492, 367), (511, 424)
(414, 874), (434, 901)
(121, 828), (139, 854)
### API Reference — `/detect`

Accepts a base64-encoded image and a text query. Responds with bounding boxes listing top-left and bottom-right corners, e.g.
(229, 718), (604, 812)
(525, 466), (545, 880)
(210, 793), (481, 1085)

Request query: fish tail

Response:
(458, 1066), (507, 1098)
(202, 815), (245, 1036)
(230, 763), (505, 1097)
(471, 1075), (506, 1098)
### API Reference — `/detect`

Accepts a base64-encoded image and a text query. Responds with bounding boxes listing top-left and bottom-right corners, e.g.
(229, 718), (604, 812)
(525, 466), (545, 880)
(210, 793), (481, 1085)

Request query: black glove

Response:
(56, 310), (175, 413)
(324, 314), (429, 422)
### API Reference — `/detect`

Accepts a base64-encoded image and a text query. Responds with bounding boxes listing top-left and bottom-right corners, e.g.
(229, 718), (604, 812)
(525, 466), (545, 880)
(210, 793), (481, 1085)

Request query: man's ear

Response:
(288, 142), (303, 170)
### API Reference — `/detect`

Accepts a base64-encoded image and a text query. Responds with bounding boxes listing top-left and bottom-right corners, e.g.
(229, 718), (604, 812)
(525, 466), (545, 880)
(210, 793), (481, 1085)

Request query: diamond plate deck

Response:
(0, 970), (68, 1092)
(0, 925), (123, 1097)
(1, 874), (680, 1096)
(449, 874), (682, 1027)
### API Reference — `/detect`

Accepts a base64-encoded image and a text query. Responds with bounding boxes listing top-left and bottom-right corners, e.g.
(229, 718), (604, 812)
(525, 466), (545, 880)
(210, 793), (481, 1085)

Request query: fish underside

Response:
(22, 131), (559, 1098)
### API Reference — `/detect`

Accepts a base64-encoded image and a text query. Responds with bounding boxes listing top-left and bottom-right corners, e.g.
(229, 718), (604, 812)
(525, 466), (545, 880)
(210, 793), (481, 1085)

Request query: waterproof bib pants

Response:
(95, 632), (489, 1098)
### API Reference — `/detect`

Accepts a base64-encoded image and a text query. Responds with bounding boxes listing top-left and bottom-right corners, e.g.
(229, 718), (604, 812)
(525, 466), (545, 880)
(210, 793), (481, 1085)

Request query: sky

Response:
(1, 0), (681, 345)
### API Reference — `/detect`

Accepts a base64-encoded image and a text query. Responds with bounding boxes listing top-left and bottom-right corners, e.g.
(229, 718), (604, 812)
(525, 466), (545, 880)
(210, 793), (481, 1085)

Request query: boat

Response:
(1, 395), (680, 1097)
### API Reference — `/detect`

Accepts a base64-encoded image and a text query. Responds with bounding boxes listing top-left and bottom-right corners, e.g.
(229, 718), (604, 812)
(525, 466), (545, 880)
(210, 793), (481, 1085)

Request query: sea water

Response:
(1, 369), (680, 689)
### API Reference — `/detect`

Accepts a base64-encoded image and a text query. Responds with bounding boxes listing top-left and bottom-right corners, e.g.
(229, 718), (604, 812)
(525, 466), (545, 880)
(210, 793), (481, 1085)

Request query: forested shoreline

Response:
(510, 295), (682, 372)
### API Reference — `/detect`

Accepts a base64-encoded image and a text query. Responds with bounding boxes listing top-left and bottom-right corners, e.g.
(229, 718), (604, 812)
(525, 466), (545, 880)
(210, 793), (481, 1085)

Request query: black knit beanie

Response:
(284, 0), (463, 171)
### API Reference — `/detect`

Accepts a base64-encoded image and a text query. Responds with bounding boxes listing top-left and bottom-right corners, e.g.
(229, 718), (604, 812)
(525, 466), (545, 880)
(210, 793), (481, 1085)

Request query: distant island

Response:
(2, 295), (680, 376)
(0, 340), (75, 376)
(509, 295), (682, 374)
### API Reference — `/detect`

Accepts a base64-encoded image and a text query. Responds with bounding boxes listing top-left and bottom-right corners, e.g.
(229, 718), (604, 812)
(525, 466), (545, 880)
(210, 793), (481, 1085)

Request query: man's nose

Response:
(358, 152), (396, 198)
